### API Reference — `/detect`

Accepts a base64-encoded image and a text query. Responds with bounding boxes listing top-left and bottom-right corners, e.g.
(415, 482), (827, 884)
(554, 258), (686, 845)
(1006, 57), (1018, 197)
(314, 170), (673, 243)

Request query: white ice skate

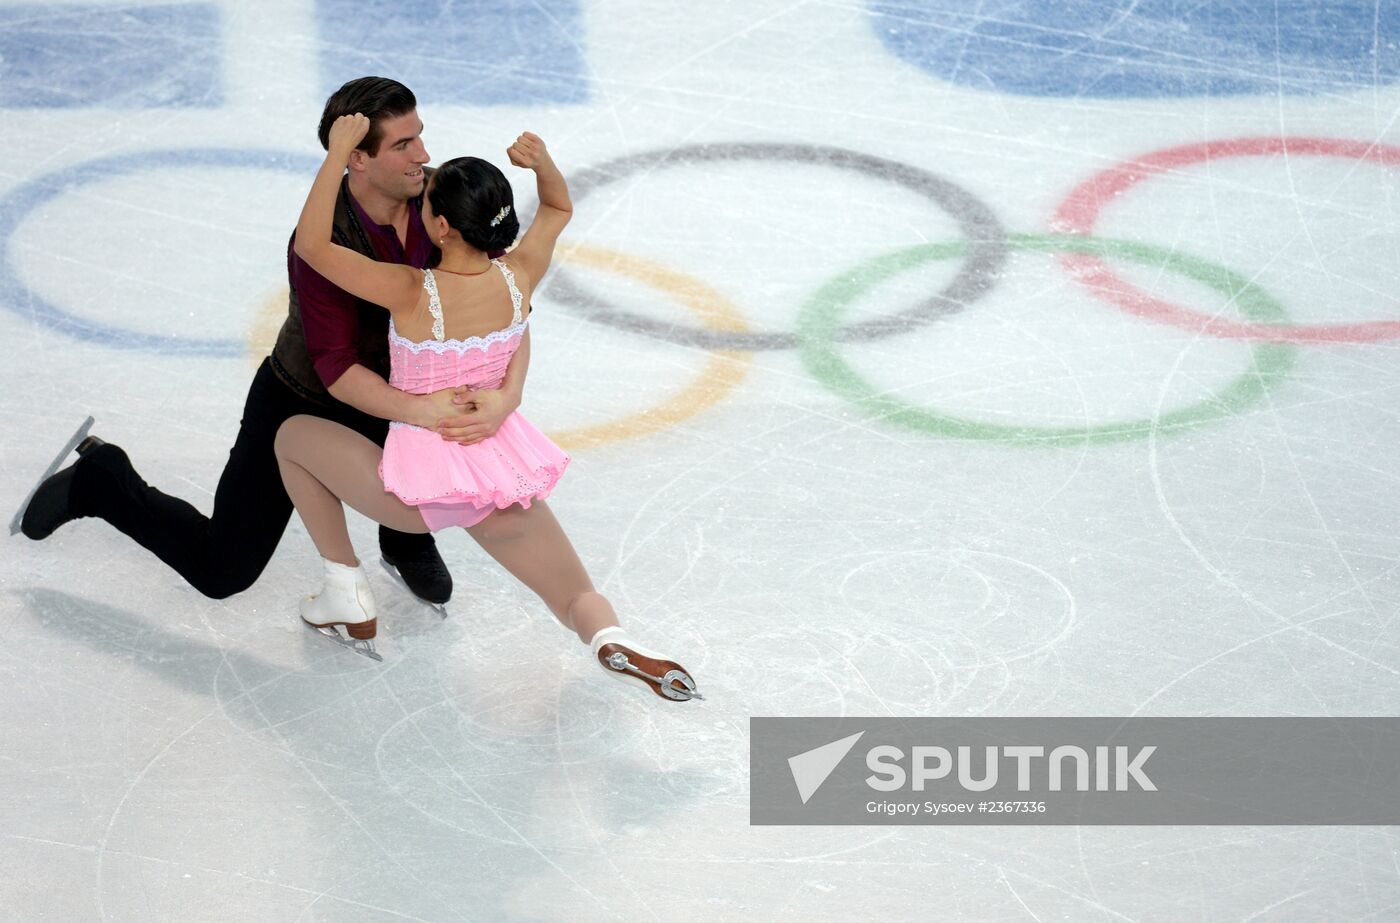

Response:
(301, 559), (381, 661)
(590, 627), (702, 702)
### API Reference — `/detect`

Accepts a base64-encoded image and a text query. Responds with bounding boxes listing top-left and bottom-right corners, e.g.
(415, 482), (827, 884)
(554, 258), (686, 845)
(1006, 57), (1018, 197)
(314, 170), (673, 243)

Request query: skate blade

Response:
(601, 648), (703, 701)
(379, 557), (448, 619)
(9, 416), (95, 536)
(660, 670), (703, 701)
(305, 622), (383, 662)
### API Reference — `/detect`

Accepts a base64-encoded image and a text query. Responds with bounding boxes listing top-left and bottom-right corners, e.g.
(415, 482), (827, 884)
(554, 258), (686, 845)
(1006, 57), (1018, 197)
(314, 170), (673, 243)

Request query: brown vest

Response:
(270, 174), (431, 403)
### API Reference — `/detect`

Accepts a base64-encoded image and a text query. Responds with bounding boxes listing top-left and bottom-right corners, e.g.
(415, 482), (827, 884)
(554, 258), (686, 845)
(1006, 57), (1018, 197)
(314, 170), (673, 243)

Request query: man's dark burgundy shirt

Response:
(286, 187), (435, 389)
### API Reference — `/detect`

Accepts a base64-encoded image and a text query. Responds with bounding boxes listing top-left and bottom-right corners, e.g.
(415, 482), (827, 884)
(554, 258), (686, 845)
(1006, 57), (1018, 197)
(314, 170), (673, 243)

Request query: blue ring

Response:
(0, 148), (321, 357)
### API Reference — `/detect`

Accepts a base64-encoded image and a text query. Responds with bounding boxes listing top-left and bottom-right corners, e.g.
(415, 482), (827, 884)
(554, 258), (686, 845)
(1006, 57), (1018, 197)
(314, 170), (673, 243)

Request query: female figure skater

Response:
(274, 114), (700, 701)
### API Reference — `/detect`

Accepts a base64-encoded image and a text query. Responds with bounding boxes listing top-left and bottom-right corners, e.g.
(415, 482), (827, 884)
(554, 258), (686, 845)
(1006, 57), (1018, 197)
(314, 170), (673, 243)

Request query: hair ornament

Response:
(489, 205), (512, 227)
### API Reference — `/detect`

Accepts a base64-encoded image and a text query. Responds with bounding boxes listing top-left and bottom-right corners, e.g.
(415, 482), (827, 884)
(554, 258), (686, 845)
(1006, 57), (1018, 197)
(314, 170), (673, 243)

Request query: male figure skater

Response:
(21, 77), (519, 607)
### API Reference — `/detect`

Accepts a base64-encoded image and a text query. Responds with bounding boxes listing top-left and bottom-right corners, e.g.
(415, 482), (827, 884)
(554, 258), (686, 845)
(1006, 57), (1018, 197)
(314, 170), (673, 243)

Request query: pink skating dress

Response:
(377, 261), (570, 530)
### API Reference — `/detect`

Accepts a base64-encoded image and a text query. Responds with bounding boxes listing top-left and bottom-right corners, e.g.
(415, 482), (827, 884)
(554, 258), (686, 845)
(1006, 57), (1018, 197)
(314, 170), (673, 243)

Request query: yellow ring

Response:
(247, 244), (753, 450)
(546, 243), (752, 450)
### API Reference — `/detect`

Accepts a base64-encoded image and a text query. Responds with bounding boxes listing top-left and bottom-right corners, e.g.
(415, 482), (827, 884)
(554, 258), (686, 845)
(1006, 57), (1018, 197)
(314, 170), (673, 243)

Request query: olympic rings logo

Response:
(6, 137), (1394, 448)
(544, 139), (1391, 445)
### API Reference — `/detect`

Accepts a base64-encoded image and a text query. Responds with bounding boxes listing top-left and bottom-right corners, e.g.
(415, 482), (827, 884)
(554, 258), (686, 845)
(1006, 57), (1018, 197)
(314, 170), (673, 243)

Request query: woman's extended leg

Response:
(273, 415), (427, 565)
(466, 501), (701, 700)
(465, 500), (615, 642)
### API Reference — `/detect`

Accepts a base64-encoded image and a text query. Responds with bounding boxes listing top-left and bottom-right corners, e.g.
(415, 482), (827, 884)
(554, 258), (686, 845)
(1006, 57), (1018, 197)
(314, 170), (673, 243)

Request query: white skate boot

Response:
(301, 559), (381, 662)
(590, 627), (702, 701)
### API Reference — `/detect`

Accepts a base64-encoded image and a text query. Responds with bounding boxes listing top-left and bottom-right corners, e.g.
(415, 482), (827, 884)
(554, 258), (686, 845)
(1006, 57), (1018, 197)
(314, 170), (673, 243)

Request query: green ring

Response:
(797, 233), (1298, 446)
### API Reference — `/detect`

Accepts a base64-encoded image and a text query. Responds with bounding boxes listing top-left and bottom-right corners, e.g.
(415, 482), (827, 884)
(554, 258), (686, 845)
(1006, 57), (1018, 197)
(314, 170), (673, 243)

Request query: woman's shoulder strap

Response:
(493, 259), (525, 325)
(421, 268), (445, 341)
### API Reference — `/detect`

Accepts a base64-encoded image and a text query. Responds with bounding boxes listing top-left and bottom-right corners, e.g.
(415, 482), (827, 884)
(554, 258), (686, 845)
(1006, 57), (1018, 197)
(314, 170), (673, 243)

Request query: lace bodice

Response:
(388, 260), (526, 396)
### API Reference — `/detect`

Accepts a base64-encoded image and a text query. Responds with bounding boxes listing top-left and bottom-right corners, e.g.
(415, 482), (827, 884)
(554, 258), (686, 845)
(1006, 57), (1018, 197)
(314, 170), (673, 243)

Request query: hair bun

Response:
(427, 157), (520, 252)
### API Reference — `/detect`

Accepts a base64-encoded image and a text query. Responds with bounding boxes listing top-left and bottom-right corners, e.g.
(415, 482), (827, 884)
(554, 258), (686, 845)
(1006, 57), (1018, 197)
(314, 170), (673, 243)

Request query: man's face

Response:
(360, 109), (429, 201)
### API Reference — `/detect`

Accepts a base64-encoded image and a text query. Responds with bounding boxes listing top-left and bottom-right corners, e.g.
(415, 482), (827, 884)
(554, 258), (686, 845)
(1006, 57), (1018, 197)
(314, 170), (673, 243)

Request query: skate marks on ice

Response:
(6, 587), (732, 918)
(703, 547), (1080, 717)
(5, 588), (462, 918)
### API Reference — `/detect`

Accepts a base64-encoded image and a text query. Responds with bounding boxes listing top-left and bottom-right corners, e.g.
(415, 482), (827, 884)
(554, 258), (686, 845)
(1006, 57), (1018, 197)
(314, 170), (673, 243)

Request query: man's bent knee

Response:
(192, 569), (260, 600)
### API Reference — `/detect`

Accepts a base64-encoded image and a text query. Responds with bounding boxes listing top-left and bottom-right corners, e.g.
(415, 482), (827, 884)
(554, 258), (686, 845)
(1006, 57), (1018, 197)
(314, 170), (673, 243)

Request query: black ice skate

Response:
(11, 416), (101, 539)
(379, 539), (451, 618)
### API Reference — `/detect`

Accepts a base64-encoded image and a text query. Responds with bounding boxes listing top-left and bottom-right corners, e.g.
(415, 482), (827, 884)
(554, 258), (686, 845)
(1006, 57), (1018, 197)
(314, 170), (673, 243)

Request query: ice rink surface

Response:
(3, 0), (1400, 919)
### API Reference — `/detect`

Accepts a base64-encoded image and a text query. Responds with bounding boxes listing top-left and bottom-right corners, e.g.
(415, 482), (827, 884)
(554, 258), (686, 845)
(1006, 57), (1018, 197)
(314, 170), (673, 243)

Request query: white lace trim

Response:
(494, 259), (524, 326)
(423, 268), (445, 341)
(408, 260), (524, 348)
(388, 318), (526, 354)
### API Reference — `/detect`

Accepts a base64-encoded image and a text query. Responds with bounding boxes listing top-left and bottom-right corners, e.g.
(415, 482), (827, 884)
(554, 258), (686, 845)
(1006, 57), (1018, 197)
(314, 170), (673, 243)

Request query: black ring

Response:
(543, 142), (1010, 350)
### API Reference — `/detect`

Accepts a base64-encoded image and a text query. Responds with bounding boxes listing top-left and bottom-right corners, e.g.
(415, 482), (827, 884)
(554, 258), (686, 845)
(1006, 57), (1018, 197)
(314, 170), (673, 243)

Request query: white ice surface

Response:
(3, 1), (1400, 920)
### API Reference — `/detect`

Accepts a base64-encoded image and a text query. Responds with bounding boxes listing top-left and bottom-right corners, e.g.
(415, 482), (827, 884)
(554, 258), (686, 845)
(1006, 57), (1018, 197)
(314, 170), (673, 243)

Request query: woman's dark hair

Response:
(318, 76), (416, 155)
(427, 157), (520, 252)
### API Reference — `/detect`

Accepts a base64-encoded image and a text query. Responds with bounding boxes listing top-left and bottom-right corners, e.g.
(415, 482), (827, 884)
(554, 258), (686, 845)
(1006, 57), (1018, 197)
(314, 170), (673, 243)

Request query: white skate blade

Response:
(379, 557), (448, 618)
(9, 416), (95, 536)
(304, 621), (383, 662)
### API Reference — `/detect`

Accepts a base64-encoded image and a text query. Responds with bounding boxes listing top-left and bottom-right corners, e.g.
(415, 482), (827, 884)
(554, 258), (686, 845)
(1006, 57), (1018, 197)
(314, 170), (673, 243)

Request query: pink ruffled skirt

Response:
(379, 413), (570, 530)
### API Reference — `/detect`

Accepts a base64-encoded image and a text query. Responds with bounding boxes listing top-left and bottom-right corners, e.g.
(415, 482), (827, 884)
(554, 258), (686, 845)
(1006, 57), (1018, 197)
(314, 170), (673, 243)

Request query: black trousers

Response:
(72, 357), (435, 599)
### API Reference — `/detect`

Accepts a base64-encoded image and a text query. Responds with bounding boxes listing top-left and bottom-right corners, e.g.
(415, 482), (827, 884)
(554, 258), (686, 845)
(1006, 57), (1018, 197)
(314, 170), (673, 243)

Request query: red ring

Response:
(1052, 136), (1400, 344)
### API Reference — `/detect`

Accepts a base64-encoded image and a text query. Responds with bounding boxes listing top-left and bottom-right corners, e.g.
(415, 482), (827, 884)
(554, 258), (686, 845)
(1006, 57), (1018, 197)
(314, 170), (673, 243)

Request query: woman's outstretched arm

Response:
(293, 113), (420, 313)
(505, 133), (572, 284)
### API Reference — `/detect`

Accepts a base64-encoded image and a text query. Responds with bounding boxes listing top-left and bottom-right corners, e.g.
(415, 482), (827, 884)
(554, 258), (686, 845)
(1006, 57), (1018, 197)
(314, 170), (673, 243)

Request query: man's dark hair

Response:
(318, 76), (417, 156)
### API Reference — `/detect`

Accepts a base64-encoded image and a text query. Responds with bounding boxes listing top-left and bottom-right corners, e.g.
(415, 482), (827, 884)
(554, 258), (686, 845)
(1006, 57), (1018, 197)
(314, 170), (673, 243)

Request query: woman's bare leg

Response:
(467, 501), (700, 699)
(274, 415), (427, 566)
(465, 500), (618, 643)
